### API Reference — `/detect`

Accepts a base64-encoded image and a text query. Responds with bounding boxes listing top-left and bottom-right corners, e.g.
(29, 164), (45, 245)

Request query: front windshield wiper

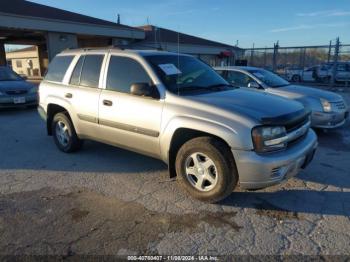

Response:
(175, 85), (211, 93)
(206, 83), (238, 90)
(271, 83), (290, 88)
(175, 83), (236, 94)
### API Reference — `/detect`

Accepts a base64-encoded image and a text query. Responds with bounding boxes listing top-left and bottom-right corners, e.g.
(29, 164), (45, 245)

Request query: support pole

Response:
(250, 43), (255, 66)
(331, 37), (340, 86)
(327, 40), (332, 63)
(0, 41), (6, 66)
(272, 41), (279, 72)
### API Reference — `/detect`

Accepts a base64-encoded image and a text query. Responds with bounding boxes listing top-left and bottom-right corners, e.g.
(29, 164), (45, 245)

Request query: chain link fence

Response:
(240, 39), (350, 86)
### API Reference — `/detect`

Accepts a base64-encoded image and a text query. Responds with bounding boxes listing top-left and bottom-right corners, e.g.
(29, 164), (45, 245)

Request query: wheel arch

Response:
(46, 103), (71, 135)
(161, 117), (245, 178)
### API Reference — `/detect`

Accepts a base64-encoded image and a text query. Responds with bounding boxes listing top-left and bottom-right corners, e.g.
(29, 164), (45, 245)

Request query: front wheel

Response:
(175, 137), (238, 203)
(52, 112), (83, 153)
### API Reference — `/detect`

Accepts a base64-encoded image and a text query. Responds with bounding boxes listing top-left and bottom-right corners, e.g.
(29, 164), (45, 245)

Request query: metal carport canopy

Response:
(0, 0), (144, 39)
(0, 12), (144, 39)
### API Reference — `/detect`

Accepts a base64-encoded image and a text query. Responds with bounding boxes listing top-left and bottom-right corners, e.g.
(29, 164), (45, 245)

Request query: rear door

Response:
(302, 67), (315, 81)
(98, 54), (163, 157)
(67, 52), (106, 138)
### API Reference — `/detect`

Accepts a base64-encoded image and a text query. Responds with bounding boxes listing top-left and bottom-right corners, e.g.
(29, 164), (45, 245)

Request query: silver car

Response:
(39, 49), (317, 202)
(215, 66), (348, 129)
(0, 66), (38, 108)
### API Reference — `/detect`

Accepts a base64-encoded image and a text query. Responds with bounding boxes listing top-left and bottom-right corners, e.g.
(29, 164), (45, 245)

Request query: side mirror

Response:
(130, 83), (159, 98)
(247, 81), (260, 89)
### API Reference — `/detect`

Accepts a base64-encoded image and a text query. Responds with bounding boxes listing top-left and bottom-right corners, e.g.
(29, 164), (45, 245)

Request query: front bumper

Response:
(311, 110), (348, 129)
(0, 93), (38, 108)
(232, 129), (318, 190)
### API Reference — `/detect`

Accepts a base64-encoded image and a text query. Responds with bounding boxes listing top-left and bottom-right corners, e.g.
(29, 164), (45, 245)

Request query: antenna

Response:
(177, 28), (180, 96)
(117, 14), (120, 24)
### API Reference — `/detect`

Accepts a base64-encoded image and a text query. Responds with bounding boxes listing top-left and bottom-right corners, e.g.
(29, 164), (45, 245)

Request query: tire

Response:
(292, 75), (301, 82)
(175, 136), (238, 203)
(321, 76), (331, 84)
(52, 112), (82, 153)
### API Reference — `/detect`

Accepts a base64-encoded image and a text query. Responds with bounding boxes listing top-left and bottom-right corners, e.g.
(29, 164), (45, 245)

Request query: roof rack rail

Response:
(63, 45), (126, 52)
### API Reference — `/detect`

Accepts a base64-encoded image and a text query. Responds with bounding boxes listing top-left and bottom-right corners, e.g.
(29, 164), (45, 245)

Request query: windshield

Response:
(248, 69), (290, 88)
(0, 67), (22, 81)
(145, 55), (232, 94)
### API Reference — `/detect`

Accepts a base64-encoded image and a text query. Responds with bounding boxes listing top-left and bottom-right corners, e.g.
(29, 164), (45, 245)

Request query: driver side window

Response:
(106, 56), (152, 94)
(226, 71), (254, 87)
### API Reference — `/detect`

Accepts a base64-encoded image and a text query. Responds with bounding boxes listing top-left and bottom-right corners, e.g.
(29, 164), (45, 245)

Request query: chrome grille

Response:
(286, 120), (310, 146)
(285, 115), (309, 133)
(271, 167), (282, 178)
(6, 90), (28, 95)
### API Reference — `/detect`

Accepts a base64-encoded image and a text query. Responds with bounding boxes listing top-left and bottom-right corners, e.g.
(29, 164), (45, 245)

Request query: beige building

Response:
(6, 46), (44, 77)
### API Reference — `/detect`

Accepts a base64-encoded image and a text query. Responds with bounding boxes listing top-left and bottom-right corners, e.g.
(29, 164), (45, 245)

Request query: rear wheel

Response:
(175, 136), (238, 203)
(292, 75), (301, 82)
(321, 76), (331, 84)
(52, 112), (82, 153)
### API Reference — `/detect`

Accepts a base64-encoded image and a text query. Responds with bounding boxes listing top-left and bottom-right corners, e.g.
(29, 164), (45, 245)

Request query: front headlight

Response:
(252, 126), (287, 153)
(28, 86), (38, 94)
(320, 98), (332, 112)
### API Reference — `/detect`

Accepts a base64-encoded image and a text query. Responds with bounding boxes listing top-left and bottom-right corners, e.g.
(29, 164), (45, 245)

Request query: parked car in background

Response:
(322, 62), (350, 82)
(215, 66), (349, 129)
(0, 66), (38, 108)
(38, 49), (317, 202)
(286, 62), (350, 83)
(286, 66), (319, 82)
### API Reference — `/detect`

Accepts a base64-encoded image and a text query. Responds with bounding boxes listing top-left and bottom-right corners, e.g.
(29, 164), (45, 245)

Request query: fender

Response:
(159, 115), (254, 162)
(44, 95), (81, 135)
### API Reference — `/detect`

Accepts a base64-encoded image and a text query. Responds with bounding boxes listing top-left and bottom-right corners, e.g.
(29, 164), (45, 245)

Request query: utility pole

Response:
(331, 37), (340, 86)
(117, 14), (120, 24)
(327, 40), (332, 63)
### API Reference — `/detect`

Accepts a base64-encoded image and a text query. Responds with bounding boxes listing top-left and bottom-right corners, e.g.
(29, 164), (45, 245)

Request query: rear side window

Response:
(70, 56), (84, 86)
(45, 55), (74, 82)
(79, 55), (104, 88)
(106, 56), (151, 93)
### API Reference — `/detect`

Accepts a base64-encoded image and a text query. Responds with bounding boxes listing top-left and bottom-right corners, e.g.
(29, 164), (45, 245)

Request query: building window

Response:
(16, 60), (23, 68)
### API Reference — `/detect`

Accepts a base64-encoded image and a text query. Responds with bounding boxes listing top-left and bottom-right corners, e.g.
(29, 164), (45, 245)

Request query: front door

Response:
(98, 55), (163, 157)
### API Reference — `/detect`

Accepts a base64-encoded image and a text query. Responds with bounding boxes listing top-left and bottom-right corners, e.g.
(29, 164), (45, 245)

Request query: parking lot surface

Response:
(0, 91), (349, 257)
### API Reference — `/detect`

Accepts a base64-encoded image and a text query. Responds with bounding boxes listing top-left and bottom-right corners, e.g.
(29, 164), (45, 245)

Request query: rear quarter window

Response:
(45, 55), (74, 83)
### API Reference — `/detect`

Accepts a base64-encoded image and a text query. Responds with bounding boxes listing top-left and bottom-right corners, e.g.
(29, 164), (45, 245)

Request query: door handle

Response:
(103, 100), (113, 106)
(65, 93), (73, 98)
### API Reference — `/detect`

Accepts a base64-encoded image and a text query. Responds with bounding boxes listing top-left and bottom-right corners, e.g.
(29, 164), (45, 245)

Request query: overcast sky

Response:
(29, 0), (350, 48)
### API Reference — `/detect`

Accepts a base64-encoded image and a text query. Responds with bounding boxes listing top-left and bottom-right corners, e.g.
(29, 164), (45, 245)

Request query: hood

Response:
(189, 88), (307, 125)
(267, 84), (342, 102)
(0, 80), (34, 91)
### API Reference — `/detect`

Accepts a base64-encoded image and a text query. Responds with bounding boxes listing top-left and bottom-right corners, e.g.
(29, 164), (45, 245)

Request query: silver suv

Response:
(38, 48), (318, 202)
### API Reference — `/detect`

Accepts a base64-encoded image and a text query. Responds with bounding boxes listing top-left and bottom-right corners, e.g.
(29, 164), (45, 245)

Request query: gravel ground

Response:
(0, 91), (349, 257)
